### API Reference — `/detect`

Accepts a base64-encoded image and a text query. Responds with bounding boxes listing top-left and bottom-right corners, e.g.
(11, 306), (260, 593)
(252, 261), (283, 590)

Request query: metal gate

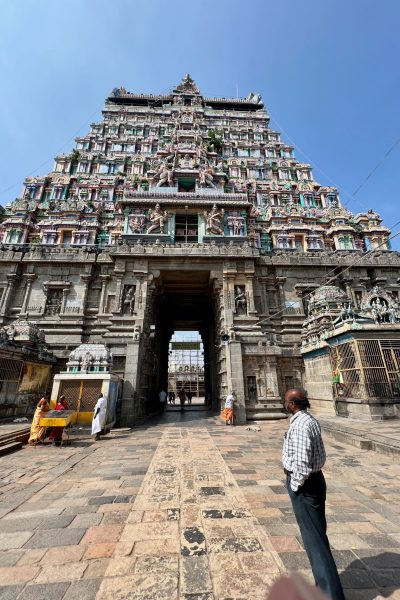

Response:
(0, 357), (24, 403)
(330, 339), (400, 399)
(59, 379), (102, 423)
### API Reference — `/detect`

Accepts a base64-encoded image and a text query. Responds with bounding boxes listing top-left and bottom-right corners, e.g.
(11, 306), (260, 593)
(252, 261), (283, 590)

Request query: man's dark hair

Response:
(288, 388), (311, 409)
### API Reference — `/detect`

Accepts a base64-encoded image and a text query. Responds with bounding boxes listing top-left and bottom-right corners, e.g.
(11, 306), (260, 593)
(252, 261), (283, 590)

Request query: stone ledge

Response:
(320, 419), (400, 457)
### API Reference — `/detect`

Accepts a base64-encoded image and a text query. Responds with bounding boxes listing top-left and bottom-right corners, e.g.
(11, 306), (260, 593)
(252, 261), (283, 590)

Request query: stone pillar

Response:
(20, 274), (36, 316)
(265, 356), (281, 399)
(226, 339), (246, 424)
(80, 274), (91, 314)
(0, 274), (18, 315)
(98, 275), (110, 314)
(123, 208), (130, 234)
(276, 277), (286, 310)
(135, 275), (144, 314)
(121, 338), (141, 426)
(223, 275), (233, 329)
(113, 275), (124, 315)
(60, 286), (70, 314)
(258, 276), (269, 315)
(342, 278), (354, 305)
(246, 276), (256, 315)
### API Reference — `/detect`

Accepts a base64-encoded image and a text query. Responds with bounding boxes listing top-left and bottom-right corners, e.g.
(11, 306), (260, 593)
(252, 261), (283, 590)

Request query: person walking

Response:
(222, 391), (234, 426)
(187, 390), (193, 404)
(92, 393), (107, 441)
(178, 387), (186, 413)
(159, 389), (167, 412)
(282, 388), (345, 600)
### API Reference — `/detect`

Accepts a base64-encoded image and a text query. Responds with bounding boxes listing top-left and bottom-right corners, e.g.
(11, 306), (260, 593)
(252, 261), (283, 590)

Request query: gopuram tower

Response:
(1, 74), (399, 424)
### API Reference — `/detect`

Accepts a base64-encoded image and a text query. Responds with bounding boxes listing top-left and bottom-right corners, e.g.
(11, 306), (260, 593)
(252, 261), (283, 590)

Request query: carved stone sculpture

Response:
(146, 204), (169, 235)
(235, 286), (247, 314)
(155, 161), (174, 188)
(129, 215), (145, 234)
(81, 351), (92, 372)
(199, 164), (216, 188)
(122, 285), (135, 315)
(205, 204), (224, 235)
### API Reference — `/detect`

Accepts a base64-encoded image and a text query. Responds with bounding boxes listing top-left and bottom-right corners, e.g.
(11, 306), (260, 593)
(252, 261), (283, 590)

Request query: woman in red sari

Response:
(48, 395), (69, 445)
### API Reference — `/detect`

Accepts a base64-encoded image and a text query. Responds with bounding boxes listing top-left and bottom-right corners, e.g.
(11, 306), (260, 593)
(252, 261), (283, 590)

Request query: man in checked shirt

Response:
(283, 388), (345, 600)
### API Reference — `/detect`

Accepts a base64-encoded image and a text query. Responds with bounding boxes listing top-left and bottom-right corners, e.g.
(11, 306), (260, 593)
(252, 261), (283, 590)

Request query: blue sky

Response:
(0, 0), (399, 248)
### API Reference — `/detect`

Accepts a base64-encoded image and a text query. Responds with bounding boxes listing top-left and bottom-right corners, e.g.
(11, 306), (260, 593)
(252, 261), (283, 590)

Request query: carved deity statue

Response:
(204, 204), (224, 235)
(199, 164), (216, 188)
(155, 161), (174, 188)
(129, 215), (145, 234)
(234, 286), (247, 314)
(371, 297), (390, 323)
(81, 351), (92, 372)
(146, 204), (169, 235)
(227, 216), (244, 236)
(122, 286), (135, 316)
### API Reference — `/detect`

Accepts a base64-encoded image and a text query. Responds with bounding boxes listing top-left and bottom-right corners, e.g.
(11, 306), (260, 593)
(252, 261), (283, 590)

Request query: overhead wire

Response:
(256, 228), (400, 327)
(262, 108), (400, 294)
(268, 112), (400, 214)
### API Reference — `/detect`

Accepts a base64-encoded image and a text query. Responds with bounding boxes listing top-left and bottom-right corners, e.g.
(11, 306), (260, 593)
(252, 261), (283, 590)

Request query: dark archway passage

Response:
(167, 331), (205, 407)
(151, 269), (219, 415)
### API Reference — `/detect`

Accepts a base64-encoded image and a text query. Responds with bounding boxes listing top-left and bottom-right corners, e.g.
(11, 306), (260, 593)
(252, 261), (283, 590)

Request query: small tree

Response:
(207, 129), (223, 154)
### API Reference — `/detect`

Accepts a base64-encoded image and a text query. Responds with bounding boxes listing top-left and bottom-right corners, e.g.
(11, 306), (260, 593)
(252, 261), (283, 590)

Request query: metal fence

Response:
(331, 338), (400, 399)
(59, 379), (102, 418)
(0, 357), (24, 403)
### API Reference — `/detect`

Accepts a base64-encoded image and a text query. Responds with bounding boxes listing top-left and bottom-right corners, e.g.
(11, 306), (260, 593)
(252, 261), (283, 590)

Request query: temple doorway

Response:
(146, 269), (219, 416)
(167, 331), (206, 409)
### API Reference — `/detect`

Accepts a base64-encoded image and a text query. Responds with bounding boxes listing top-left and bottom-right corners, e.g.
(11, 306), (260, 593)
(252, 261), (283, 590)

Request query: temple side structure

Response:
(0, 75), (399, 422)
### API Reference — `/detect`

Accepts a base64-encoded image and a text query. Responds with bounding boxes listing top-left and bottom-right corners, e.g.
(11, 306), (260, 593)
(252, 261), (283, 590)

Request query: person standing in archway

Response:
(159, 389), (167, 412)
(178, 387), (186, 413)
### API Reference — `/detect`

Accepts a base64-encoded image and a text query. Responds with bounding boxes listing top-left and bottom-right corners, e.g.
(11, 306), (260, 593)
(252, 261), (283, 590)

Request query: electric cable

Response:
(256, 227), (400, 327)
(269, 112), (400, 214)
(259, 213), (400, 304)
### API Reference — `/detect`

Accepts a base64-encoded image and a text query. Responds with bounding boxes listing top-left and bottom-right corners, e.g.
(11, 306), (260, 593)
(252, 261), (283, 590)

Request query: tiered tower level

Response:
(3, 74), (390, 251)
(0, 75), (398, 424)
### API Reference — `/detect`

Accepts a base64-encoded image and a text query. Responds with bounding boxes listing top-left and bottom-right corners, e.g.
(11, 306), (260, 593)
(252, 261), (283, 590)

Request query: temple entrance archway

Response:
(149, 269), (219, 416)
(120, 267), (226, 425)
(167, 331), (206, 408)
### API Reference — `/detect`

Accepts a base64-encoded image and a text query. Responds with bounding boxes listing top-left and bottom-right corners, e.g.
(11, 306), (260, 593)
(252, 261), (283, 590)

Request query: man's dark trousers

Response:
(287, 471), (345, 600)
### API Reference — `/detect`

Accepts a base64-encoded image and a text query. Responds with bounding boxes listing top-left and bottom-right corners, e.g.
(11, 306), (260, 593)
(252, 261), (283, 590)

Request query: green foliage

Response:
(207, 129), (223, 154)
(70, 149), (80, 163)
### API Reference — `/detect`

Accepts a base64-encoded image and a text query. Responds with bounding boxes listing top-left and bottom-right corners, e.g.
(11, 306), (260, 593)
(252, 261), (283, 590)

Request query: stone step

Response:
(0, 427), (30, 447)
(246, 406), (287, 421)
(0, 441), (23, 457)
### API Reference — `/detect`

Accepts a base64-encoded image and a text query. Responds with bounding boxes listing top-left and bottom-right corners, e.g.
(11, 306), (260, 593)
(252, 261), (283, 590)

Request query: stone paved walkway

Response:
(0, 410), (400, 599)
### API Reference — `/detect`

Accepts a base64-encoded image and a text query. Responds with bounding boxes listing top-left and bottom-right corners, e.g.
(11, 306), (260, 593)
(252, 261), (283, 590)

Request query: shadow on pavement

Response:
(340, 551), (400, 598)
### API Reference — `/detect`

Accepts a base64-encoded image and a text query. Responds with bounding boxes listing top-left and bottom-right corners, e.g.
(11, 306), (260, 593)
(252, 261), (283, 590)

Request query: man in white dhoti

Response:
(92, 394), (107, 441)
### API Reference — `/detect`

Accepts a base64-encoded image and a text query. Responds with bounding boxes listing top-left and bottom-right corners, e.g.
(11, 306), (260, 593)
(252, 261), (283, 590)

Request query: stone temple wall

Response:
(303, 350), (336, 416)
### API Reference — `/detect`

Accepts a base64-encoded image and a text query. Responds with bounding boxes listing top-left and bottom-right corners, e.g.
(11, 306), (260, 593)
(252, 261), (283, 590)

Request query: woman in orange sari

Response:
(28, 393), (50, 446)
